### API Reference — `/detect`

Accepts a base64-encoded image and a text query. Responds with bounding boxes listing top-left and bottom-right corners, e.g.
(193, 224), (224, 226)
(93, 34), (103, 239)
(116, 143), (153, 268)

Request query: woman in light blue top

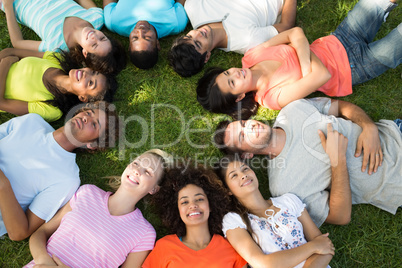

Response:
(1, 0), (126, 74)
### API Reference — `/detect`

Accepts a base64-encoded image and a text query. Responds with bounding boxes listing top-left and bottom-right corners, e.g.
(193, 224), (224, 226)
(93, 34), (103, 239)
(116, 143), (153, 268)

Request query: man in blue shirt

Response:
(103, 0), (188, 69)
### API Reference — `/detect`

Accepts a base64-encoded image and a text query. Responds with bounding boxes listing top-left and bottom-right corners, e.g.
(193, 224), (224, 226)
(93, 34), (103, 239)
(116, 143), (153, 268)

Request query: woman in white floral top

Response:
(216, 155), (334, 268)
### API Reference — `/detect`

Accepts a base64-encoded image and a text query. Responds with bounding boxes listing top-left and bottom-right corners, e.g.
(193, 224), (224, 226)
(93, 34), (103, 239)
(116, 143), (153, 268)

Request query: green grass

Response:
(1, 0), (401, 267)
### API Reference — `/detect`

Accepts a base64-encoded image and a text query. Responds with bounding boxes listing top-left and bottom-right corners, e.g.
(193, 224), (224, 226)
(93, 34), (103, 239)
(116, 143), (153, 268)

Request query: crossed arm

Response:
(0, 169), (45, 241)
(327, 99), (383, 174)
(262, 27), (331, 109)
(225, 210), (334, 268)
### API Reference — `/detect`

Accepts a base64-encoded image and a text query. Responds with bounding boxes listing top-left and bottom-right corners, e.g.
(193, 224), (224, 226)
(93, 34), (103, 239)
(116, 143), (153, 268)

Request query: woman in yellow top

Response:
(0, 48), (117, 122)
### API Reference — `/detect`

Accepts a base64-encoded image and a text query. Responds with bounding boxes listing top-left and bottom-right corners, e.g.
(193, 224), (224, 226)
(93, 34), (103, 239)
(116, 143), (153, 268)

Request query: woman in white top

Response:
(216, 155), (334, 267)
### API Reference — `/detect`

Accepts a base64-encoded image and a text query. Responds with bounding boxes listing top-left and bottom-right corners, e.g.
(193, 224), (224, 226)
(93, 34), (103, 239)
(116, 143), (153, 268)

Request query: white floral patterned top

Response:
(222, 193), (308, 268)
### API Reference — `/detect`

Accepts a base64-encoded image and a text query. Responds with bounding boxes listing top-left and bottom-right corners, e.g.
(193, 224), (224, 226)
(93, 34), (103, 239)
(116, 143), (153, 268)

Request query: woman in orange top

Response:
(142, 165), (247, 268)
(196, 0), (401, 119)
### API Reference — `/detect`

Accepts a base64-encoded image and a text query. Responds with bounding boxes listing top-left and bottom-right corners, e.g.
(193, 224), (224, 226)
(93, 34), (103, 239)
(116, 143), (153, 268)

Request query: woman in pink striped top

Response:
(25, 149), (171, 268)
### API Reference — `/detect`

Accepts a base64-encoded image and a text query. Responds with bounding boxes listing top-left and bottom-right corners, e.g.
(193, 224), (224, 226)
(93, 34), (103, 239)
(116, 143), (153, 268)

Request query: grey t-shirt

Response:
(268, 98), (402, 226)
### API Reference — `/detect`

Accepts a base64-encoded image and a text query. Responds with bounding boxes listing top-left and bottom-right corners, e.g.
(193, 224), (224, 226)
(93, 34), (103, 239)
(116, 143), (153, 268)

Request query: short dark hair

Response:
(70, 35), (127, 75)
(71, 101), (119, 152)
(168, 36), (207, 77)
(151, 164), (230, 237)
(129, 46), (159, 69)
(213, 120), (244, 155)
(197, 67), (259, 120)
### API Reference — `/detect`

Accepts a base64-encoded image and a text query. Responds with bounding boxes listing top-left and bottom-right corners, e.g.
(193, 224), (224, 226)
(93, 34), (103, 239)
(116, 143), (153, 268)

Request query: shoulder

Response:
(271, 193), (306, 216)
(222, 212), (247, 236)
(155, 234), (180, 247)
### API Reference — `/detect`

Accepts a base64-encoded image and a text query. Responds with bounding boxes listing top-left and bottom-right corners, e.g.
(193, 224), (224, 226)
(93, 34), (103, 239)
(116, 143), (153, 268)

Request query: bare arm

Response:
(0, 48), (45, 60)
(102, 0), (117, 8)
(273, 0), (297, 33)
(263, 27), (312, 77)
(2, 0), (41, 51)
(121, 250), (150, 268)
(276, 52), (331, 108)
(318, 123), (351, 225)
(328, 99), (383, 175)
(0, 56), (29, 116)
(0, 169), (45, 241)
(74, 0), (97, 9)
(29, 202), (72, 266)
(298, 209), (334, 266)
(226, 226), (333, 268)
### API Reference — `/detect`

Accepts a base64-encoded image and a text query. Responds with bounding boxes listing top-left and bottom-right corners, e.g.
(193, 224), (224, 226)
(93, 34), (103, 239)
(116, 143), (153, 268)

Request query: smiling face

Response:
(129, 21), (159, 53)
(80, 27), (112, 57)
(69, 68), (107, 102)
(224, 161), (258, 198)
(224, 120), (272, 154)
(185, 25), (214, 56)
(178, 184), (210, 228)
(121, 153), (164, 196)
(215, 68), (254, 96)
(66, 108), (107, 146)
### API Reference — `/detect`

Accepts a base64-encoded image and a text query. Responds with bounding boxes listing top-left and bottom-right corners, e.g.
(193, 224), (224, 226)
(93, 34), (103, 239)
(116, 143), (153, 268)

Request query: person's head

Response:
(214, 119), (272, 158)
(109, 149), (172, 198)
(71, 30), (127, 75)
(64, 101), (119, 151)
(214, 155), (256, 236)
(197, 67), (258, 119)
(152, 165), (230, 237)
(216, 155), (259, 201)
(128, 21), (160, 69)
(51, 52), (118, 110)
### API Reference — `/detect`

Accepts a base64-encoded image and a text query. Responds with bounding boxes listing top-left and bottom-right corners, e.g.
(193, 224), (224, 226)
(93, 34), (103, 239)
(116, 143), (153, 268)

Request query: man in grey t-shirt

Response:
(214, 98), (401, 227)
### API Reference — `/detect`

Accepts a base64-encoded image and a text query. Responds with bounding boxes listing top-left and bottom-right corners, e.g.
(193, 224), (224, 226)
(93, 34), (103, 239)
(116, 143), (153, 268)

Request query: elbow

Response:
(325, 212), (351, 225)
(8, 231), (30, 241)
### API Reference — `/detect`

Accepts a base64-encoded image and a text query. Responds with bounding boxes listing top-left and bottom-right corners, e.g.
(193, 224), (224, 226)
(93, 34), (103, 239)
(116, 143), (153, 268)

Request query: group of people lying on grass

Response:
(0, 0), (401, 267)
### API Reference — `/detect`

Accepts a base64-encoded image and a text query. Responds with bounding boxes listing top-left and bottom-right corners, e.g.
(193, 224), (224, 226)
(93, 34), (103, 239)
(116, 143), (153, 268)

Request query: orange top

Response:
(242, 35), (351, 110)
(142, 234), (247, 268)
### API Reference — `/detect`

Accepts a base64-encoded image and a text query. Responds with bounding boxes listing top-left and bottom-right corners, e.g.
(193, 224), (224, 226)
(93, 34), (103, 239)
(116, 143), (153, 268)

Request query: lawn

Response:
(0, 0), (401, 267)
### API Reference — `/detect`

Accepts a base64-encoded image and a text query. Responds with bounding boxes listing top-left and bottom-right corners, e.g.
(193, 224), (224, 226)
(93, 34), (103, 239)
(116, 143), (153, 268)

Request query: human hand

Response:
(33, 255), (70, 268)
(318, 123), (348, 167)
(311, 233), (335, 255)
(355, 123), (382, 175)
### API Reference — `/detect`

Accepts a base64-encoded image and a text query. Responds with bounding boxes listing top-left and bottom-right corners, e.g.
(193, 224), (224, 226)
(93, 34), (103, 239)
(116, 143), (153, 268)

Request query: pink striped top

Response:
(24, 184), (156, 268)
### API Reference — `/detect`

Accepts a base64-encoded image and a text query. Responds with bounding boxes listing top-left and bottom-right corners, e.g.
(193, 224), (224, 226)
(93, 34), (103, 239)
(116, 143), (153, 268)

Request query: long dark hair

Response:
(43, 51), (117, 115)
(214, 155), (255, 238)
(197, 67), (259, 120)
(69, 34), (127, 75)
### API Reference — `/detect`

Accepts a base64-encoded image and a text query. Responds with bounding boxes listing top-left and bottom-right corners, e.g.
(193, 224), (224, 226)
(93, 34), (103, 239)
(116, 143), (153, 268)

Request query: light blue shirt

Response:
(104, 0), (188, 38)
(0, 114), (80, 236)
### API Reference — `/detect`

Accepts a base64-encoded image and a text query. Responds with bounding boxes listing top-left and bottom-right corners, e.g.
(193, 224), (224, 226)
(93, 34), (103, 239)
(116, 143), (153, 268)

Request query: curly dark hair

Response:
(151, 164), (230, 237)
(197, 67), (259, 120)
(129, 46), (159, 69)
(168, 36), (208, 77)
(43, 51), (118, 115)
(69, 101), (119, 152)
(69, 34), (127, 75)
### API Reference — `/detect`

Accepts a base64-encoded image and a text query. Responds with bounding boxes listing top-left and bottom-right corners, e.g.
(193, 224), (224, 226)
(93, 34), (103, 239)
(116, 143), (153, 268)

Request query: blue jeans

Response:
(394, 119), (402, 133)
(332, 0), (402, 85)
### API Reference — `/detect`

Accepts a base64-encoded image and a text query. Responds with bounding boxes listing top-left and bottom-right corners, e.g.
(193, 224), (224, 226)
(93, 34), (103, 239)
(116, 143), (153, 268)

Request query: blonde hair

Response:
(108, 149), (173, 191)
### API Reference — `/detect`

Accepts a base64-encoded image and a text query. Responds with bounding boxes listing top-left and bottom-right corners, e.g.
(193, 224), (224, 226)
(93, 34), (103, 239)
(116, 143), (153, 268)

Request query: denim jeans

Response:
(394, 119), (402, 133)
(332, 0), (402, 85)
